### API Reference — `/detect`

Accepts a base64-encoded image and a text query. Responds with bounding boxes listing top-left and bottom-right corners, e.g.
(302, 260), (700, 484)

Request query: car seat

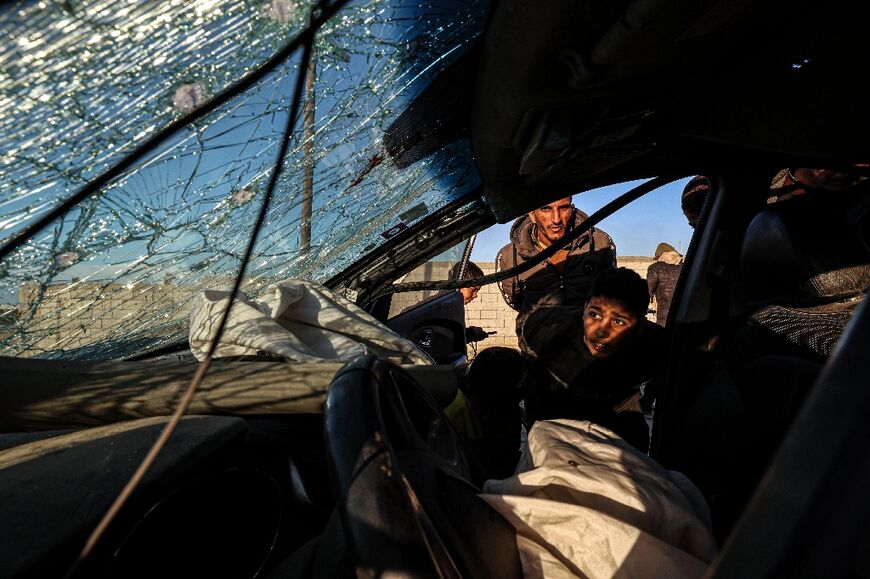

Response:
(323, 355), (522, 579)
(683, 197), (870, 540)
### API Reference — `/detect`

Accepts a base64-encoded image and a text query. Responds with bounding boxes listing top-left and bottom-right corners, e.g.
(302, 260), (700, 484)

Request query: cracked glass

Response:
(0, 0), (487, 359)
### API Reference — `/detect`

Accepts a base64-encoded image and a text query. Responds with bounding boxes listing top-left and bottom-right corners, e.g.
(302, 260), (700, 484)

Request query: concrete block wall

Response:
(10, 280), (197, 357)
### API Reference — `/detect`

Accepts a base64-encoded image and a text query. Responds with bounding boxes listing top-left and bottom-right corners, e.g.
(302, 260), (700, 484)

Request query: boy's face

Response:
(582, 296), (642, 359)
(460, 286), (480, 304)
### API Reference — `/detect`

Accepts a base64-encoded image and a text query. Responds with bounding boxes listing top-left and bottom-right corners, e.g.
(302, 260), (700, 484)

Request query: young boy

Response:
(521, 267), (664, 449)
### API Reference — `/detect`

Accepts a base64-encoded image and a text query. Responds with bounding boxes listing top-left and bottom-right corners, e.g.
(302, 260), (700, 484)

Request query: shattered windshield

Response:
(0, 0), (487, 359)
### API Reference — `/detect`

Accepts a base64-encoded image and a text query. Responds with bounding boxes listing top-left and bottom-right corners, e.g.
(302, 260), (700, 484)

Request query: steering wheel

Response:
(324, 355), (522, 579)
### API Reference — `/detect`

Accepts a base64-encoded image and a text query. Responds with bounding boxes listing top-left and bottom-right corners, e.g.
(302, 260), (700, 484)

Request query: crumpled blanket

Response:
(189, 278), (431, 365)
(480, 419), (716, 579)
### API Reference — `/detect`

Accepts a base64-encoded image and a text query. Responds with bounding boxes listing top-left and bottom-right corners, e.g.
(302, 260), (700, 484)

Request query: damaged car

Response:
(1, 0), (869, 577)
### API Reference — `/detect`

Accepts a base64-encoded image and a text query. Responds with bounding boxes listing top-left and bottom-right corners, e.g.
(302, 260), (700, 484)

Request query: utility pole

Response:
(300, 43), (316, 254)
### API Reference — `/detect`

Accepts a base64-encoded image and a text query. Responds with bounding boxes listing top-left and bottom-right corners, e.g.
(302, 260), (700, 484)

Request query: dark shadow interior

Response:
(654, 170), (870, 546)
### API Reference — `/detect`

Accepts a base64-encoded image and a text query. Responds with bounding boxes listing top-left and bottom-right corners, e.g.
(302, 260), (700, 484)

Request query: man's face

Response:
(529, 197), (573, 245)
(582, 296), (641, 359)
(460, 286), (480, 304)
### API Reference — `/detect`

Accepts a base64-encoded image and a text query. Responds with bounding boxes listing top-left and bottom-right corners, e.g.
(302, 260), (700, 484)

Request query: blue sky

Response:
(471, 177), (696, 262)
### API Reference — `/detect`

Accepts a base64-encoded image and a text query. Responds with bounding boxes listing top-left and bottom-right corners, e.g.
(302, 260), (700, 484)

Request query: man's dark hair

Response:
(450, 260), (484, 281)
(587, 267), (649, 320)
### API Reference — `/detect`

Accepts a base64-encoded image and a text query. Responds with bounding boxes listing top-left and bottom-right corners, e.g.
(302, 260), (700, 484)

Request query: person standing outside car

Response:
(450, 260), (493, 344)
(682, 175), (710, 228)
(647, 242), (684, 326)
(496, 196), (616, 354)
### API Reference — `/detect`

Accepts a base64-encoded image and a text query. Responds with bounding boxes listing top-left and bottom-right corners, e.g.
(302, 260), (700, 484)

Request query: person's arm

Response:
(496, 244), (522, 312)
(465, 326), (492, 343)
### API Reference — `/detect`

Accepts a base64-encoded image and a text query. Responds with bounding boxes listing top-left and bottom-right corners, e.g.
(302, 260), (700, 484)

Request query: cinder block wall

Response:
(10, 280), (195, 357)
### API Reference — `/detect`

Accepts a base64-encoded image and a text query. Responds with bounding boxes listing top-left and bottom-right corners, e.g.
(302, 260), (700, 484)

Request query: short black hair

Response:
(450, 260), (484, 281)
(587, 267), (649, 320)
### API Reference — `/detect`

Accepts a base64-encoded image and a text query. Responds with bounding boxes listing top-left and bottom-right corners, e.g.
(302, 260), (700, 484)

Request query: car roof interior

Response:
(471, 0), (870, 219)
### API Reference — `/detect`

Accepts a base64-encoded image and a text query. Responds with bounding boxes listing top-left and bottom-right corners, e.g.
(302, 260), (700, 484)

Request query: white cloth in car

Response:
(189, 278), (431, 365)
(480, 419), (716, 579)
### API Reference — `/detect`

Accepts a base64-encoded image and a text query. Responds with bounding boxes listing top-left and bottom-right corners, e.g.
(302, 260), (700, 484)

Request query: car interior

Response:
(2, 0), (870, 577)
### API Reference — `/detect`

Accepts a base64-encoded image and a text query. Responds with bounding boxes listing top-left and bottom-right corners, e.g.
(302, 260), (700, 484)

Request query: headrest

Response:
(740, 205), (870, 305)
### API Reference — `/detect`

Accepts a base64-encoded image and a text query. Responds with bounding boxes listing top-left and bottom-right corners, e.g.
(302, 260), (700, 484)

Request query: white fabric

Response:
(189, 278), (431, 365)
(481, 419), (716, 579)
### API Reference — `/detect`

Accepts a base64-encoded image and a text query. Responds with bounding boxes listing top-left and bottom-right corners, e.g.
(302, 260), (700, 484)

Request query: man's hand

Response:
(465, 326), (492, 343)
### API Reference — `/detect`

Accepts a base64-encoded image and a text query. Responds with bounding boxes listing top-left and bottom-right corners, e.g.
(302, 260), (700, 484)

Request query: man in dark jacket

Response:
(496, 196), (616, 353)
(521, 267), (664, 450)
(647, 242), (684, 326)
